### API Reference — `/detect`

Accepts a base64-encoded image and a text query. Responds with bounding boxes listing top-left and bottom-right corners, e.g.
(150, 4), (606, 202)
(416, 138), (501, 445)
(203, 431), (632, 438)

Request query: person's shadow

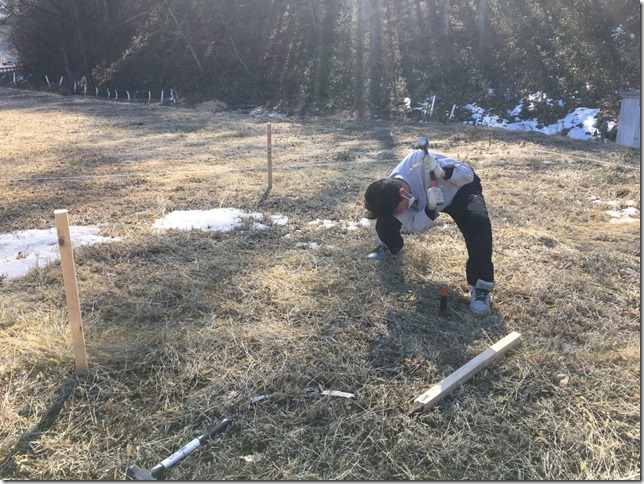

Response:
(367, 251), (509, 411)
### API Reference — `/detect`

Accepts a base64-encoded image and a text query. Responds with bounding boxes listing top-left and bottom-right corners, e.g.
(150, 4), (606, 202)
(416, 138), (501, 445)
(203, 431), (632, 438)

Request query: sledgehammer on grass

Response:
(126, 418), (232, 480)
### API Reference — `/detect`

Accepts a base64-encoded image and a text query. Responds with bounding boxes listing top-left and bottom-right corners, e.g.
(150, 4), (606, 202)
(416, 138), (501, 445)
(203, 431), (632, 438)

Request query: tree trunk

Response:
(61, 48), (73, 94)
(315, 0), (338, 108)
(443, 0), (450, 38)
(164, 0), (205, 77)
(353, 0), (365, 118)
(478, 0), (488, 55)
(369, 0), (382, 115)
(72, 2), (95, 91)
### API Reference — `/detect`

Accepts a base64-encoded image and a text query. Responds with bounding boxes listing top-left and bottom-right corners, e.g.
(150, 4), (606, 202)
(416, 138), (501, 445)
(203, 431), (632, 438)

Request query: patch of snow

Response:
(308, 218), (371, 231)
(590, 198), (639, 223)
(297, 242), (321, 251)
(153, 208), (265, 232)
(563, 107), (601, 139)
(345, 218), (372, 231)
(249, 107), (284, 118)
(252, 213), (289, 230)
(271, 214), (289, 226)
(0, 227), (120, 280)
(2, 209), (294, 281)
(463, 101), (601, 140)
(308, 219), (337, 229)
(401, 91), (608, 141)
(607, 207), (640, 223)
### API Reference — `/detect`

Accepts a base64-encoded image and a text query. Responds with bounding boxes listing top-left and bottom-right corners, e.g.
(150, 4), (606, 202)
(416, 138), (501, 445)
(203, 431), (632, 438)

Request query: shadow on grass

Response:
(367, 251), (509, 411)
(257, 187), (272, 207)
(0, 372), (79, 479)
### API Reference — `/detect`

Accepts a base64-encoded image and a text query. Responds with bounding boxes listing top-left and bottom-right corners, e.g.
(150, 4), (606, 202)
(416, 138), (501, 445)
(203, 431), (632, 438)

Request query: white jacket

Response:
(389, 149), (475, 232)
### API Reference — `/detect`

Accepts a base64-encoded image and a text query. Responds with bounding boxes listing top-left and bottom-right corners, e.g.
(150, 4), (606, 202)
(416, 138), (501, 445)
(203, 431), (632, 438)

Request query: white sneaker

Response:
(366, 244), (393, 260)
(470, 279), (494, 315)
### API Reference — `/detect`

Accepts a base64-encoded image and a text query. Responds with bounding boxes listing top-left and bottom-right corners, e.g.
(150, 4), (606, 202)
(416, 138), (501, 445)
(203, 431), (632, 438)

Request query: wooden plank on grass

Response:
(54, 209), (88, 373)
(410, 331), (522, 413)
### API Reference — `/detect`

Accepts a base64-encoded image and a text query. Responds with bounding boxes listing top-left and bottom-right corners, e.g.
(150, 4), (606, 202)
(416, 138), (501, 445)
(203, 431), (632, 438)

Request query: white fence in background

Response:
(0, 64), (19, 74)
(1, 71), (177, 105)
(4, 72), (456, 114)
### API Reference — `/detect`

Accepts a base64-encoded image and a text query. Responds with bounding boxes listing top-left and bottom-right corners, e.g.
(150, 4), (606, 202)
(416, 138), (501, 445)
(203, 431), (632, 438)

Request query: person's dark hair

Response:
(364, 178), (404, 219)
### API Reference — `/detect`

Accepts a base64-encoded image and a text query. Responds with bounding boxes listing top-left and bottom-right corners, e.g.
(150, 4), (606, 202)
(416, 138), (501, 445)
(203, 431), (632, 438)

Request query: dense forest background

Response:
(0, 0), (640, 120)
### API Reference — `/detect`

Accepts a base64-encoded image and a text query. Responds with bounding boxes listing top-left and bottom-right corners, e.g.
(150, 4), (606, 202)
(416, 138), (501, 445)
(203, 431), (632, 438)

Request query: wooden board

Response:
(410, 331), (522, 413)
(54, 209), (89, 373)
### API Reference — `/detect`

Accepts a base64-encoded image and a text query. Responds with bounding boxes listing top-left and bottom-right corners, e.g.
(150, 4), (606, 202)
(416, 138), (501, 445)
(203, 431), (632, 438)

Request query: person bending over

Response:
(364, 139), (495, 315)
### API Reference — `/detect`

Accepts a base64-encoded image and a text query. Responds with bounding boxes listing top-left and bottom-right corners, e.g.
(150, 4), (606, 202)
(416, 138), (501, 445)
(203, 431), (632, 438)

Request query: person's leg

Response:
(460, 192), (494, 286)
(442, 178), (494, 314)
(443, 179), (494, 285)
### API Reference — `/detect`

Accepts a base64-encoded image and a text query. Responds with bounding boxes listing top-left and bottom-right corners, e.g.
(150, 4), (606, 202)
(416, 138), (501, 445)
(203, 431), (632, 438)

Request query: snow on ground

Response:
(406, 92), (611, 141)
(151, 208), (288, 232)
(0, 227), (120, 280)
(3, 197), (638, 281)
(591, 198), (640, 224)
(150, 210), (372, 235)
(0, 210), (363, 281)
(464, 102), (603, 140)
(308, 218), (371, 231)
(606, 207), (639, 223)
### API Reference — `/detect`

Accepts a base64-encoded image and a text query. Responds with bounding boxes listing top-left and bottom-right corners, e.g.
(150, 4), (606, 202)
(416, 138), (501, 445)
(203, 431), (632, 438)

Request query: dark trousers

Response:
(375, 176), (494, 286)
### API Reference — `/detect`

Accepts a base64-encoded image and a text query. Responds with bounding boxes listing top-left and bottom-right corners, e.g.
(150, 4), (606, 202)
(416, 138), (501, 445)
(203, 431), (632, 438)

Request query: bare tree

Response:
(368, 0), (382, 114)
(478, 0), (488, 55)
(442, 0), (450, 38)
(164, 0), (205, 76)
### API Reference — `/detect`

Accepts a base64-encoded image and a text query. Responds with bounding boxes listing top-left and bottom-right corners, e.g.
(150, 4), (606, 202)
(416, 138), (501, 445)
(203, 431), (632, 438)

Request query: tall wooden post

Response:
(54, 209), (88, 373)
(267, 122), (273, 189)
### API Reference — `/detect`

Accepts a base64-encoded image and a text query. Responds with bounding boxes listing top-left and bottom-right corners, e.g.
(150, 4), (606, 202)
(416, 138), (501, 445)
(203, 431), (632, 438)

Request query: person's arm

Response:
(430, 153), (474, 187)
(396, 206), (437, 232)
(424, 205), (438, 220)
(440, 162), (474, 186)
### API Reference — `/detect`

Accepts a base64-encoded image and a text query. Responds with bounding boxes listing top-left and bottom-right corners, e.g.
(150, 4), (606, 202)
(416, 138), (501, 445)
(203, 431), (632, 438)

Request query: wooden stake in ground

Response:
(267, 122), (272, 189)
(410, 331), (522, 413)
(54, 209), (88, 373)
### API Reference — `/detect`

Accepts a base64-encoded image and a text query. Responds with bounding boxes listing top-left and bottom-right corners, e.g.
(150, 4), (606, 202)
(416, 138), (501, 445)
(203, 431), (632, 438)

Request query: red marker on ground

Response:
(440, 285), (449, 312)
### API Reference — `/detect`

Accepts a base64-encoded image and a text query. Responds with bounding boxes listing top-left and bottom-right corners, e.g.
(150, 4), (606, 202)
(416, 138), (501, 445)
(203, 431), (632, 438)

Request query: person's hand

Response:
(426, 186), (444, 209)
(424, 154), (445, 178)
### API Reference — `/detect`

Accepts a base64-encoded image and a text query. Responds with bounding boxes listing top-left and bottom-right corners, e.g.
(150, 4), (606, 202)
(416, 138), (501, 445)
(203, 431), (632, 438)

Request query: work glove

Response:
(424, 154), (445, 178)
(426, 186), (444, 209)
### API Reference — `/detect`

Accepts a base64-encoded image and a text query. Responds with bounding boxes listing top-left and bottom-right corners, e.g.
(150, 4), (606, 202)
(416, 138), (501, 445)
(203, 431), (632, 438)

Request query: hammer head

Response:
(126, 464), (156, 480)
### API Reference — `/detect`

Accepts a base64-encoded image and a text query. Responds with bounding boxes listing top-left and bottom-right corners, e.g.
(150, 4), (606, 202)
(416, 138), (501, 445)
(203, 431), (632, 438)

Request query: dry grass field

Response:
(0, 87), (640, 480)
